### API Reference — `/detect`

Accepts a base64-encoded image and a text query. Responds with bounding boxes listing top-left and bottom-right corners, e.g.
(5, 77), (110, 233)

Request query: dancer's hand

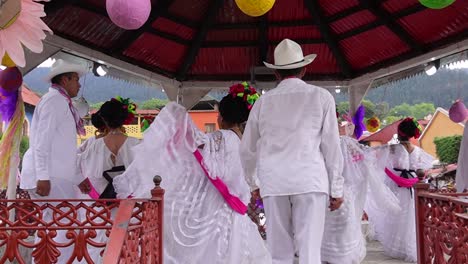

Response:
(78, 179), (91, 194)
(251, 189), (262, 204)
(329, 196), (344, 211)
(36, 180), (51, 196)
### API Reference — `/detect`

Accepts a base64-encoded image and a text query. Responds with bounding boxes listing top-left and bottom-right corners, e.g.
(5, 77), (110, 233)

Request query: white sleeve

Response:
(320, 94), (344, 198)
(240, 100), (261, 191)
(33, 97), (67, 181)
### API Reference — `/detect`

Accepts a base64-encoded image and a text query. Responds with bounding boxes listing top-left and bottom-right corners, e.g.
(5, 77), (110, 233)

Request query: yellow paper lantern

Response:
(235, 0), (275, 17)
(366, 116), (380, 133)
(1, 54), (16, 67)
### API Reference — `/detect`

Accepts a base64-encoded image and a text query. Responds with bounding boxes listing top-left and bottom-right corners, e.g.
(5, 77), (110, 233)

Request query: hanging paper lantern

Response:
(106, 0), (151, 30)
(0, 67), (22, 92)
(366, 116), (381, 133)
(419, 0), (455, 9)
(235, 0), (275, 17)
(449, 99), (467, 123)
(1, 54), (16, 67)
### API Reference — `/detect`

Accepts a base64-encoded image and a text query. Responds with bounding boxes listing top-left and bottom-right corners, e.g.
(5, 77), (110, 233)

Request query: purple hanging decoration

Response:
(352, 104), (366, 139)
(0, 87), (18, 123)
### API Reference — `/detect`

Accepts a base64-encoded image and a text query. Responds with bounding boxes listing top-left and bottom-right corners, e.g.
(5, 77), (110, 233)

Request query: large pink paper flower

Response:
(0, 0), (52, 67)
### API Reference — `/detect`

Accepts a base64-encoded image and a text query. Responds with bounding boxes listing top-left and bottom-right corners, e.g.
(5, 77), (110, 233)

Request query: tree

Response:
(389, 103), (413, 118)
(140, 98), (169, 110)
(336, 101), (350, 116)
(361, 99), (376, 119)
(90, 102), (104, 110)
(383, 116), (401, 126)
(412, 103), (435, 119)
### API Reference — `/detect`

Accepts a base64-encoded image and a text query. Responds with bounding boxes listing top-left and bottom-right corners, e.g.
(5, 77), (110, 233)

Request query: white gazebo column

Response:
(179, 86), (212, 110)
(348, 81), (372, 116)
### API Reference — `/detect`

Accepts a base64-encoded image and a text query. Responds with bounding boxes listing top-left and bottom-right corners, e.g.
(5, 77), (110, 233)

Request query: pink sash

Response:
(193, 149), (247, 215)
(384, 167), (419, 188)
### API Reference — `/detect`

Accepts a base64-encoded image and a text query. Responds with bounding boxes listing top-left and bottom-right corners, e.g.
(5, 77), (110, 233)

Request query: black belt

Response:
(99, 165), (125, 199)
(393, 168), (416, 197)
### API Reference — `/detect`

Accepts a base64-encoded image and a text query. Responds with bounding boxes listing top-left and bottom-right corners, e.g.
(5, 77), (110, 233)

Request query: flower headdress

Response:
(229, 82), (260, 110)
(140, 115), (155, 133)
(398, 117), (423, 139)
(111, 96), (137, 125)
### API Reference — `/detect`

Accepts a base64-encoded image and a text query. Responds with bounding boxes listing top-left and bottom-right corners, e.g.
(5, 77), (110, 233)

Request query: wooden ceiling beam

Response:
(360, 0), (424, 54)
(305, 0), (353, 78)
(258, 15), (269, 65)
(176, 0), (225, 81)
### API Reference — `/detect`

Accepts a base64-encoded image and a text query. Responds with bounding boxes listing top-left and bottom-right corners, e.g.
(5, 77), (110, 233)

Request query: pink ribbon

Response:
(193, 150), (247, 215)
(384, 167), (419, 188)
(83, 178), (100, 199)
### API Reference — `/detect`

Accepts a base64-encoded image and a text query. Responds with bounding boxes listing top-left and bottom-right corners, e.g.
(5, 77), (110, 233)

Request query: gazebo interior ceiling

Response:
(42, 0), (468, 83)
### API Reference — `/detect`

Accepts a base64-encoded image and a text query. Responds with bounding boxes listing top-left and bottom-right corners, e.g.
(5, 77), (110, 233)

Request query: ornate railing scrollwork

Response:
(415, 183), (468, 264)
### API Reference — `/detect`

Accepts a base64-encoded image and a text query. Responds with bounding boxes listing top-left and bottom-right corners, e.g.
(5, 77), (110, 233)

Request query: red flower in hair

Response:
(249, 87), (257, 95)
(414, 127), (421, 139)
(229, 83), (245, 97)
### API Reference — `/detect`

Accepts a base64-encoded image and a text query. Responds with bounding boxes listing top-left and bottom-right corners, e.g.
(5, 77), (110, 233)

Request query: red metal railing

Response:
(415, 182), (468, 264)
(0, 176), (164, 264)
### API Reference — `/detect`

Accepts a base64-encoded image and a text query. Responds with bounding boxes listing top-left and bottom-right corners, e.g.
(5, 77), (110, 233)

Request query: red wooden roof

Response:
(42, 0), (468, 82)
(22, 85), (41, 107)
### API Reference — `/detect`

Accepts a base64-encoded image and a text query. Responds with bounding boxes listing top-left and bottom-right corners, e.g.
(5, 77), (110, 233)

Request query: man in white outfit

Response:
(240, 39), (344, 264)
(21, 59), (87, 263)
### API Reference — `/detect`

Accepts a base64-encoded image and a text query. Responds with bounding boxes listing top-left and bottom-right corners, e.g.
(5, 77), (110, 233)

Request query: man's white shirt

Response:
(21, 88), (80, 189)
(240, 78), (344, 197)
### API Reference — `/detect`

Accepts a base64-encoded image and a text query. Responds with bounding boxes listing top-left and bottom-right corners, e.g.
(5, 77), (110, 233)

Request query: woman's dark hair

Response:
(397, 118), (419, 141)
(91, 112), (106, 130)
(97, 100), (129, 129)
(218, 95), (250, 125)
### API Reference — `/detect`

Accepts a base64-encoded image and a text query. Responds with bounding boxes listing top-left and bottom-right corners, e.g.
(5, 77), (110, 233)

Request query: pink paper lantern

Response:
(449, 99), (468, 123)
(106, 0), (151, 30)
(0, 67), (22, 92)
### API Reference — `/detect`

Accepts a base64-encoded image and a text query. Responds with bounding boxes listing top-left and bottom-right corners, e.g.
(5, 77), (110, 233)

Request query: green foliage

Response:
(388, 103), (413, 118)
(383, 116), (401, 126)
(336, 100), (436, 128)
(412, 103), (436, 119)
(0, 134), (29, 167)
(434, 135), (463, 164)
(140, 98), (169, 110)
(20, 136), (29, 160)
(90, 102), (104, 110)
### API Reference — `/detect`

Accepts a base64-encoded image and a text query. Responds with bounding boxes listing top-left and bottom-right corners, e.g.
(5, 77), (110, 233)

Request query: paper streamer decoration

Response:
(352, 105), (366, 139)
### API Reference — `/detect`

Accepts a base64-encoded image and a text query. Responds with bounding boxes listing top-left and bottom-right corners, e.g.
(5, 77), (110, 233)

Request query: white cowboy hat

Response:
(45, 59), (88, 82)
(264, 39), (317, 69)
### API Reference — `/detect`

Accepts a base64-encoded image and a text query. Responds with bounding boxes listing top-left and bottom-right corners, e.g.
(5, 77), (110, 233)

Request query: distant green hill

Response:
(24, 66), (467, 108)
(23, 68), (167, 103)
(336, 67), (468, 108)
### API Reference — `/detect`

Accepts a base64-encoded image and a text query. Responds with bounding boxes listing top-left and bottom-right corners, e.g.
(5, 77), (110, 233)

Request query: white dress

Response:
(77, 136), (140, 263)
(113, 102), (271, 264)
(367, 144), (434, 262)
(321, 136), (400, 264)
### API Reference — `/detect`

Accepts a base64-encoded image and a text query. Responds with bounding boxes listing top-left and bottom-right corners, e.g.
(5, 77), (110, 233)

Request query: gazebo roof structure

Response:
(23, 0), (468, 108)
